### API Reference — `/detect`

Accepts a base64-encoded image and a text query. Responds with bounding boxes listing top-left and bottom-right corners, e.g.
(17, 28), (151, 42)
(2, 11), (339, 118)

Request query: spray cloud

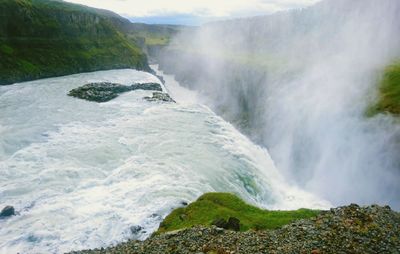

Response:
(159, 0), (400, 209)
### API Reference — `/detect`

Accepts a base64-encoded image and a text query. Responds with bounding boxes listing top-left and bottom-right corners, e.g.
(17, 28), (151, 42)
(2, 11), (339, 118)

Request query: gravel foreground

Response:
(69, 204), (400, 254)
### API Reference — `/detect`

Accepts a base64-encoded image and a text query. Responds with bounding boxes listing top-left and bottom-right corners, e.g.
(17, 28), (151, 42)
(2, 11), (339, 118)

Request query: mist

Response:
(158, 0), (400, 209)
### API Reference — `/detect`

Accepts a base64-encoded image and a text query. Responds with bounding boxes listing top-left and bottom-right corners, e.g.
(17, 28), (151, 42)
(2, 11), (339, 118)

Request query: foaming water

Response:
(0, 69), (328, 253)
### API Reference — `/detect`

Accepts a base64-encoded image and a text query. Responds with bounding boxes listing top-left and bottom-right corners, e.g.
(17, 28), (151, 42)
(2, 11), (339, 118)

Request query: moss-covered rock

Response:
(157, 192), (320, 233)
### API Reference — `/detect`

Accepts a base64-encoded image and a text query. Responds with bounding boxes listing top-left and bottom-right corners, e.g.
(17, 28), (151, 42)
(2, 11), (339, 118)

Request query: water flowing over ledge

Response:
(0, 68), (329, 253)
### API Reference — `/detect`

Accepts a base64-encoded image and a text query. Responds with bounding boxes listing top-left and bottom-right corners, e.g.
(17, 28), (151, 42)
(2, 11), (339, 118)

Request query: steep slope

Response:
(0, 0), (150, 85)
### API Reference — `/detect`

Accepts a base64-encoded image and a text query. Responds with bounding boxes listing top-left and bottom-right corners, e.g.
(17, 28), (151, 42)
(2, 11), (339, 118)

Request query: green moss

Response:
(0, 44), (14, 55)
(18, 60), (39, 73)
(145, 36), (170, 46)
(157, 192), (321, 233)
(368, 62), (400, 116)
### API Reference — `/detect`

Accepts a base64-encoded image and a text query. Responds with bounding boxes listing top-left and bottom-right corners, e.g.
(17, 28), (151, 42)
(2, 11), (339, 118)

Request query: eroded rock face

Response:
(68, 82), (163, 102)
(144, 92), (176, 103)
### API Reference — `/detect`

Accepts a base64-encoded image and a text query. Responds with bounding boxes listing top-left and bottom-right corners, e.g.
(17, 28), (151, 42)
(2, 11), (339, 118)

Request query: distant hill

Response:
(125, 23), (183, 61)
(0, 0), (181, 85)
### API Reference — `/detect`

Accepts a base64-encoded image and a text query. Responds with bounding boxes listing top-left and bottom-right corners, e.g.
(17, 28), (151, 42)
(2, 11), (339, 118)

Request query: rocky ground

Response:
(69, 204), (400, 254)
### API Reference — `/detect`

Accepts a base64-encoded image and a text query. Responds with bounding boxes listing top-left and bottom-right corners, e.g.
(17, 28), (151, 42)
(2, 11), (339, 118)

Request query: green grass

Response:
(145, 36), (170, 46)
(127, 23), (182, 47)
(157, 192), (321, 233)
(128, 32), (172, 46)
(367, 62), (400, 116)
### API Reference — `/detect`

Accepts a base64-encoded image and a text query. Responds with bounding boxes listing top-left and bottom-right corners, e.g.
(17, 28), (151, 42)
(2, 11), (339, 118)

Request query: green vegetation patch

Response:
(368, 62), (400, 116)
(127, 23), (181, 47)
(157, 192), (320, 233)
(0, 44), (14, 55)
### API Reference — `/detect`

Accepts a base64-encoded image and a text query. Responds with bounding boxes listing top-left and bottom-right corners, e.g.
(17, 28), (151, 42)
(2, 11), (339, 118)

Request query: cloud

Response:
(65, 0), (320, 19)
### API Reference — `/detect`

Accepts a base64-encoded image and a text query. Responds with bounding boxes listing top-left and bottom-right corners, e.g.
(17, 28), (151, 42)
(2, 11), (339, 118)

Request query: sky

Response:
(65, 0), (320, 25)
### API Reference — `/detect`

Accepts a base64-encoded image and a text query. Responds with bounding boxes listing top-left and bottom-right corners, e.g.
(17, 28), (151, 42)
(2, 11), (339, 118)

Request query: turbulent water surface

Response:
(0, 68), (328, 253)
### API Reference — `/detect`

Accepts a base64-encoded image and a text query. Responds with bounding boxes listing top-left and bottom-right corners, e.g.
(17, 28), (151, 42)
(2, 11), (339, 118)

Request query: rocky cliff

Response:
(0, 0), (150, 85)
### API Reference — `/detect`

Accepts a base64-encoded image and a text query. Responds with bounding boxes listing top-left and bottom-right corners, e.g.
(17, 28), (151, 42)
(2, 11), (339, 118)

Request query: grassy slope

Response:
(157, 193), (320, 233)
(368, 62), (400, 116)
(125, 23), (184, 61)
(0, 0), (149, 85)
(127, 24), (182, 46)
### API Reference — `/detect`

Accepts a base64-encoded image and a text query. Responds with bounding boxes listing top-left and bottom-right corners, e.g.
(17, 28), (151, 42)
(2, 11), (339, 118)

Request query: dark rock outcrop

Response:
(132, 83), (162, 91)
(226, 217), (240, 231)
(211, 217), (240, 231)
(68, 82), (130, 102)
(130, 225), (143, 235)
(144, 92), (175, 103)
(0, 206), (15, 218)
(211, 218), (225, 228)
(68, 82), (162, 102)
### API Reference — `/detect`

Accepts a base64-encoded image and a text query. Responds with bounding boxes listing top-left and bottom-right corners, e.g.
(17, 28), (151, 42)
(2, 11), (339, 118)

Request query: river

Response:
(0, 66), (328, 253)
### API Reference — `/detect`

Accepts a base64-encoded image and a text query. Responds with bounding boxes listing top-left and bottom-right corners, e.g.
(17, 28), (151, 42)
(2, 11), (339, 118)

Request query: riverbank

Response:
(0, 0), (150, 86)
(69, 193), (400, 254)
(0, 0), (182, 86)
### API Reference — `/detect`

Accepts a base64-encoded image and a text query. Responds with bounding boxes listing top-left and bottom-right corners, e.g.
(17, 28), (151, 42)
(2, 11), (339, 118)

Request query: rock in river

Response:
(68, 82), (162, 102)
(132, 83), (162, 91)
(0, 206), (15, 218)
(144, 92), (176, 103)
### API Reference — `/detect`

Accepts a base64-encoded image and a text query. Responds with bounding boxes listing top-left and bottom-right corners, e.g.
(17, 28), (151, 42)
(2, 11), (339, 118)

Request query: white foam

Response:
(0, 69), (329, 253)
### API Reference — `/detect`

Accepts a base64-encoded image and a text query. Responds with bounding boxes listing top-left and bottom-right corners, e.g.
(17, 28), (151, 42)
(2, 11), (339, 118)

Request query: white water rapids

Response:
(0, 67), (328, 253)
